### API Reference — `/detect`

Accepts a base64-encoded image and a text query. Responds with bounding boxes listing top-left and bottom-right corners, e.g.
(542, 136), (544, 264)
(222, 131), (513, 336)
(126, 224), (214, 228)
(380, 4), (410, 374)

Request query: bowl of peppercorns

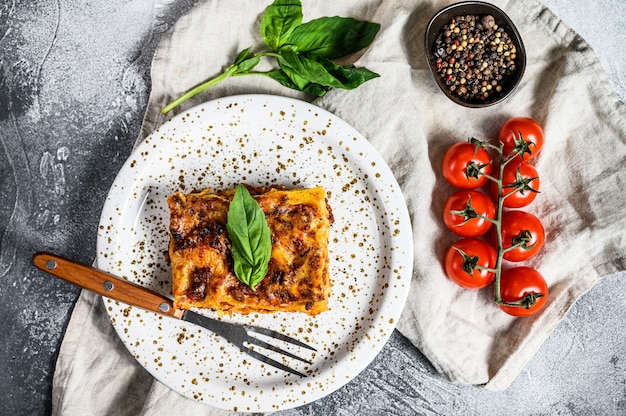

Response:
(425, 1), (526, 107)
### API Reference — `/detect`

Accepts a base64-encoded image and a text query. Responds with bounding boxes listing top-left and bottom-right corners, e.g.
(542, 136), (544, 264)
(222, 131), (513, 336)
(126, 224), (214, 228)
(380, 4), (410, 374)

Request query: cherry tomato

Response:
(496, 210), (545, 262)
(444, 238), (497, 289)
(498, 117), (544, 160)
(443, 190), (495, 237)
(442, 142), (493, 188)
(498, 267), (548, 316)
(491, 160), (540, 208)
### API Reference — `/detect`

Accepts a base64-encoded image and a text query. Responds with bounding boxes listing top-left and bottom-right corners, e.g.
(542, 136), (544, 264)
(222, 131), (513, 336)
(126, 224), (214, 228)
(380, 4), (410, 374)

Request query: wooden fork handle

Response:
(32, 252), (182, 319)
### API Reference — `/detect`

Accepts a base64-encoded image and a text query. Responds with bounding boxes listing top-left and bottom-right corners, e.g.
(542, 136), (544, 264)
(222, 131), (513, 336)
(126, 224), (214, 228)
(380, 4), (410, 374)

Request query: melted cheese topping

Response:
(167, 185), (333, 315)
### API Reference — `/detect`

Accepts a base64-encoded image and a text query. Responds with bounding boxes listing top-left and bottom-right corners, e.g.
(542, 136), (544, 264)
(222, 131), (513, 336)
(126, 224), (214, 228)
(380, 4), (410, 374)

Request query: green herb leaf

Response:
(283, 17), (381, 59)
(317, 59), (380, 89)
(266, 69), (331, 96)
(278, 51), (379, 90)
(233, 47), (261, 72)
(260, 0), (303, 50)
(237, 56), (261, 73)
(277, 51), (339, 88)
(233, 46), (254, 65)
(226, 184), (272, 290)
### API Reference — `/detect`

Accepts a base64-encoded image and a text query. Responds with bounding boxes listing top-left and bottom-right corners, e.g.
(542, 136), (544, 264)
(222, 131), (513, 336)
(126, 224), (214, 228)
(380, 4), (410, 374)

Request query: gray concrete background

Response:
(1, 1), (624, 415)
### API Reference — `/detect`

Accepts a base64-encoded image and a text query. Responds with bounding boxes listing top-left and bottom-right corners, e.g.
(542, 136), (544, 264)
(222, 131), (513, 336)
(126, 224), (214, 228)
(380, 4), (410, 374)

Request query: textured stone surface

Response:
(0, 1), (624, 415)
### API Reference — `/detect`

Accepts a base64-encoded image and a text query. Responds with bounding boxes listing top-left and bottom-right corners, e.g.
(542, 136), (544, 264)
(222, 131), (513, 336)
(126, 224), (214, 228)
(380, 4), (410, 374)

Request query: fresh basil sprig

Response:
(226, 184), (272, 290)
(161, 0), (380, 114)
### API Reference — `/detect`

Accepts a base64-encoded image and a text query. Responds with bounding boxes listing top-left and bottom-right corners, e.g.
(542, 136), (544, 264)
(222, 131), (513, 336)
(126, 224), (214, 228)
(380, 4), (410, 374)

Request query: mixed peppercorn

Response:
(433, 14), (517, 102)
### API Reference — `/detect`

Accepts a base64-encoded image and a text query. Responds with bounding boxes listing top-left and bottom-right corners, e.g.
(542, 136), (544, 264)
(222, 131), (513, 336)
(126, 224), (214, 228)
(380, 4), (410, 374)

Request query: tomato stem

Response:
(477, 140), (501, 153)
(492, 143), (506, 305)
(475, 265), (498, 273)
(470, 136), (543, 311)
(498, 293), (544, 309)
(479, 172), (499, 183)
(484, 141), (536, 307)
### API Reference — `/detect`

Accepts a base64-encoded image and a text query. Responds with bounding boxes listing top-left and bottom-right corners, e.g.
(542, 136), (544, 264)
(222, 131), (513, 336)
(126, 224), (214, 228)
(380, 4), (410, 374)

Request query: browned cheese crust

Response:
(167, 185), (333, 315)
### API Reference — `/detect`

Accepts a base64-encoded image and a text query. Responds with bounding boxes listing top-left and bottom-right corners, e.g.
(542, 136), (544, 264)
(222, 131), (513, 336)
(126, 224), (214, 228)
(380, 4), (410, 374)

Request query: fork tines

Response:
(243, 325), (316, 377)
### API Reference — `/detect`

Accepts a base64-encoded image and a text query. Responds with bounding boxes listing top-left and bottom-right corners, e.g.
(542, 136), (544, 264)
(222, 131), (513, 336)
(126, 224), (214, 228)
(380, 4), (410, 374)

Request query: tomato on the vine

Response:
(491, 160), (540, 208)
(498, 117), (544, 160)
(499, 267), (548, 316)
(442, 142), (493, 188)
(496, 210), (545, 261)
(443, 190), (495, 237)
(444, 238), (497, 289)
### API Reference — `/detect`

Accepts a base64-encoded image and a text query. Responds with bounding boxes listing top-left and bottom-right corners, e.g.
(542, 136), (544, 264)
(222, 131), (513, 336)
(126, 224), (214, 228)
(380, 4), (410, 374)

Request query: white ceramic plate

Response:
(97, 94), (413, 412)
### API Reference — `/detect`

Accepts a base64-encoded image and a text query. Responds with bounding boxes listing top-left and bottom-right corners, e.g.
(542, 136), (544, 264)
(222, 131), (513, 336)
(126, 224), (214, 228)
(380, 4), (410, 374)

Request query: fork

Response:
(32, 252), (316, 377)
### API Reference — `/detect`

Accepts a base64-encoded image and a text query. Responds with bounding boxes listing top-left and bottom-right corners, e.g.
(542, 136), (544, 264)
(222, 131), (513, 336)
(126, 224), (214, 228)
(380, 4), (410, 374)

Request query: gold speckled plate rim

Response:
(96, 94), (413, 412)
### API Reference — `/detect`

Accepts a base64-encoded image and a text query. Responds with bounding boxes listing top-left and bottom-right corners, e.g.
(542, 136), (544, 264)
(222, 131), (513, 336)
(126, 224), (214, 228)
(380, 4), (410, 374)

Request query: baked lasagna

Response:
(167, 185), (333, 315)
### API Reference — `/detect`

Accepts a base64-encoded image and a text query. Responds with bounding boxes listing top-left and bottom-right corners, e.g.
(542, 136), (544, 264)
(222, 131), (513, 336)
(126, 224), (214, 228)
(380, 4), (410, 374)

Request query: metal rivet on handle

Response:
(45, 260), (57, 270)
(159, 302), (170, 313)
(103, 281), (114, 291)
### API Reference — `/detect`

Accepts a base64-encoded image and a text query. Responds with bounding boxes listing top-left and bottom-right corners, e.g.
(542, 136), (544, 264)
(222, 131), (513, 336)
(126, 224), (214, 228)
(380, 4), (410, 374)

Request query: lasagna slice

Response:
(167, 185), (333, 315)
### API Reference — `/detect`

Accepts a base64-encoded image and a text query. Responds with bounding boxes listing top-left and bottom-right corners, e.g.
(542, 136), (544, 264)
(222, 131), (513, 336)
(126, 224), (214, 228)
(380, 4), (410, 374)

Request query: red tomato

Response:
(491, 160), (540, 208)
(443, 190), (495, 237)
(498, 117), (544, 160)
(497, 210), (545, 262)
(444, 238), (497, 289)
(442, 142), (493, 188)
(498, 267), (548, 316)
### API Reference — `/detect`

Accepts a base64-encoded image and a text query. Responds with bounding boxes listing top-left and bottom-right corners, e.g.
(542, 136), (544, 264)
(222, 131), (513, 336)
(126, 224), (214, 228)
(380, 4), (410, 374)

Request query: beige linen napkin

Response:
(53, 0), (626, 414)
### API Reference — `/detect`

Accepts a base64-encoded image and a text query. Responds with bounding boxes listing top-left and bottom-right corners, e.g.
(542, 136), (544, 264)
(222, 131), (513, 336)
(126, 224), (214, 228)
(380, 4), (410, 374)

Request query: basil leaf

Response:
(278, 51), (379, 90)
(267, 69), (331, 96)
(226, 184), (272, 290)
(260, 0), (303, 50)
(278, 51), (344, 88)
(237, 55), (261, 72)
(232, 47), (261, 73)
(283, 17), (380, 59)
(233, 46), (254, 65)
(318, 58), (380, 89)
